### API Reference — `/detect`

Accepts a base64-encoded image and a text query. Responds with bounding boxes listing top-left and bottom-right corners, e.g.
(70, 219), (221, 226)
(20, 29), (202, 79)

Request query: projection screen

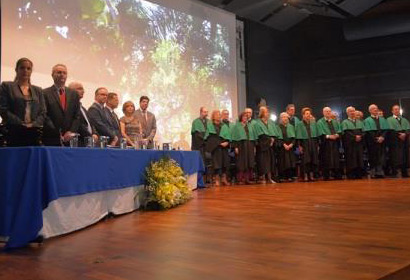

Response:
(1, 0), (238, 147)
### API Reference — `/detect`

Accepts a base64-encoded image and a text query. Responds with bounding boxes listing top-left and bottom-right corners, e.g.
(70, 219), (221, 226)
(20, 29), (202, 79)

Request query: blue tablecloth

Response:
(0, 147), (205, 249)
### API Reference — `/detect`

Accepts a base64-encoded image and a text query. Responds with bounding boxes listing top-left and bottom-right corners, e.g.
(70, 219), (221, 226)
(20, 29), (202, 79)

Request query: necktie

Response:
(59, 88), (66, 111)
(81, 106), (92, 134)
(141, 111), (147, 129)
(327, 120), (336, 135)
(111, 111), (120, 128)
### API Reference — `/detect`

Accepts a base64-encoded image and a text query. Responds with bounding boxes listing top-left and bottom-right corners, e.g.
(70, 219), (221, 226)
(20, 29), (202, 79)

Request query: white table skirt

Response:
(41, 173), (198, 238)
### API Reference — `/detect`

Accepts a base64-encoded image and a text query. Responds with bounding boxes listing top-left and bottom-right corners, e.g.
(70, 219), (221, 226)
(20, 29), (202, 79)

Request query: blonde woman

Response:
(120, 101), (142, 147)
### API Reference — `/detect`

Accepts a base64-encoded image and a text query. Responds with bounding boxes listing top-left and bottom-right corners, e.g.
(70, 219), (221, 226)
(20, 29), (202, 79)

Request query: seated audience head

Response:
(107, 92), (119, 110)
(51, 64), (68, 88)
(346, 106), (356, 119)
(122, 101), (136, 116)
(68, 82), (85, 100)
(211, 110), (221, 125)
(139, 96), (150, 111)
(280, 112), (290, 125)
(14, 57), (33, 84)
(94, 87), (108, 105)
(200, 107), (208, 119)
(286, 104), (296, 118)
(368, 104), (379, 116)
(391, 104), (401, 116)
(301, 107), (312, 121)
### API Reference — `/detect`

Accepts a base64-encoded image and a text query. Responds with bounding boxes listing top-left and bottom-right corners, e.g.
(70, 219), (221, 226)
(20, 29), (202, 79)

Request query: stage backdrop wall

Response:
(245, 20), (293, 119)
(0, 0), (238, 147)
(290, 16), (410, 119)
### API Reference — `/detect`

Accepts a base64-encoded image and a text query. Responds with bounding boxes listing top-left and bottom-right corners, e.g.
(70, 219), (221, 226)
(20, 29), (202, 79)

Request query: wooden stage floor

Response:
(1, 179), (410, 280)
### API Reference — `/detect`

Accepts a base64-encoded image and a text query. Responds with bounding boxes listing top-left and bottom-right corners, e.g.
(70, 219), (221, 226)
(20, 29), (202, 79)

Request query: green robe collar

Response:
(191, 118), (210, 134)
(205, 122), (231, 141)
(387, 116), (410, 131)
(295, 120), (319, 139)
(363, 116), (390, 131)
(341, 119), (364, 131)
(276, 123), (296, 139)
(231, 121), (256, 141)
(317, 117), (342, 135)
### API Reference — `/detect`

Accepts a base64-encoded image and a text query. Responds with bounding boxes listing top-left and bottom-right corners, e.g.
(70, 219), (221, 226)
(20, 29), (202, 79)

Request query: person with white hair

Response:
(387, 104), (410, 177)
(277, 112), (296, 182)
(363, 104), (391, 178)
(317, 107), (342, 180)
(342, 106), (365, 179)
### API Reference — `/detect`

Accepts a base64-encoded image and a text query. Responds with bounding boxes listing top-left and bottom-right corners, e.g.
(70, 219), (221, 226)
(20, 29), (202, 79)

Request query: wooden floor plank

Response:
(1, 179), (410, 280)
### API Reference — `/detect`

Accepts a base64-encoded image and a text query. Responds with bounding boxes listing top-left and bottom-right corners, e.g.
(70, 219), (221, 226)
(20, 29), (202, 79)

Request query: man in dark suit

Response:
(134, 96), (156, 148)
(68, 82), (98, 146)
(104, 92), (121, 146)
(43, 64), (80, 146)
(88, 87), (119, 146)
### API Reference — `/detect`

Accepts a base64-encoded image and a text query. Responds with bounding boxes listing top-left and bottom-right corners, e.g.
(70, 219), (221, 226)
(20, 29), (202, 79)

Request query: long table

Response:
(0, 147), (205, 249)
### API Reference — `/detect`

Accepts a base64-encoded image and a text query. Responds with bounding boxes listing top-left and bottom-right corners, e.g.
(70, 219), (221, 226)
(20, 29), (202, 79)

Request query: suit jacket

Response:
(134, 108), (156, 141)
(78, 104), (96, 138)
(0, 81), (46, 127)
(88, 102), (116, 139)
(104, 107), (121, 139)
(43, 85), (80, 139)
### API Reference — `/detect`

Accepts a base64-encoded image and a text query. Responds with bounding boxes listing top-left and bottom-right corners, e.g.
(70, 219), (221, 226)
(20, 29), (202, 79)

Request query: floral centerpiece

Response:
(144, 157), (192, 210)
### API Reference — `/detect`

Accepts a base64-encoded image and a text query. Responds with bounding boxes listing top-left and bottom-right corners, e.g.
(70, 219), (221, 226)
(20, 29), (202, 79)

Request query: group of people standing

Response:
(191, 103), (410, 186)
(0, 58), (156, 147)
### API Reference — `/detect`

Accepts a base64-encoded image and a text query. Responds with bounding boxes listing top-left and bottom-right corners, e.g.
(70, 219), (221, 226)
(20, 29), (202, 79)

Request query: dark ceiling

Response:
(197, 0), (388, 30)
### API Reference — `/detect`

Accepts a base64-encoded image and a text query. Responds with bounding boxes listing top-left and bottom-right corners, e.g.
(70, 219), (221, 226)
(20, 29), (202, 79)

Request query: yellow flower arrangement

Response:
(144, 157), (192, 209)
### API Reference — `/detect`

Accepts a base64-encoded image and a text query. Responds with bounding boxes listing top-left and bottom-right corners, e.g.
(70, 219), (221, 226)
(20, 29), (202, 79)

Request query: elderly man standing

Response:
(68, 82), (98, 146)
(387, 105), (410, 177)
(317, 107), (342, 180)
(342, 106), (365, 179)
(43, 64), (80, 146)
(364, 104), (391, 178)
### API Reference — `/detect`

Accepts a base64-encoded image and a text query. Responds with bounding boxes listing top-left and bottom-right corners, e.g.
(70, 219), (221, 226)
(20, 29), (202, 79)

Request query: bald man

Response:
(317, 107), (342, 180)
(68, 82), (98, 146)
(363, 104), (391, 178)
(342, 106), (365, 179)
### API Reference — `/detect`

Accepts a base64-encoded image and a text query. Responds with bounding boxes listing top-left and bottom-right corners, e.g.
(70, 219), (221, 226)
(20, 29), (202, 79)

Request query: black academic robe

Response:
(343, 124), (364, 173)
(278, 124), (296, 175)
(205, 125), (230, 171)
(191, 119), (208, 161)
(388, 119), (408, 170)
(233, 125), (255, 172)
(319, 122), (340, 170)
(256, 133), (273, 176)
(366, 118), (387, 169)
(298, 122), (319, 171)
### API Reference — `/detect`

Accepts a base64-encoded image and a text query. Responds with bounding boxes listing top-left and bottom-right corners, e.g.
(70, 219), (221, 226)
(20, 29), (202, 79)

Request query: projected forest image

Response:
(11, 0), (236, 144)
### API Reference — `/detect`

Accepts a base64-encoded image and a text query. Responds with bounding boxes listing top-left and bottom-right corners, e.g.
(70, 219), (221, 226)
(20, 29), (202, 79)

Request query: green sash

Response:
(254, 119), (278, 138)
(205, 122), (231, 141)
(341, 119), (364, 132)
(276, 124), (296, 140)
(231, 121), (256, 141)
(191, 118), (211, 134)
(317, 118), (342, 135)
(363, 116), (390, 132)
(295, 121), (319, 139)
(387, 116), (410, 132)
